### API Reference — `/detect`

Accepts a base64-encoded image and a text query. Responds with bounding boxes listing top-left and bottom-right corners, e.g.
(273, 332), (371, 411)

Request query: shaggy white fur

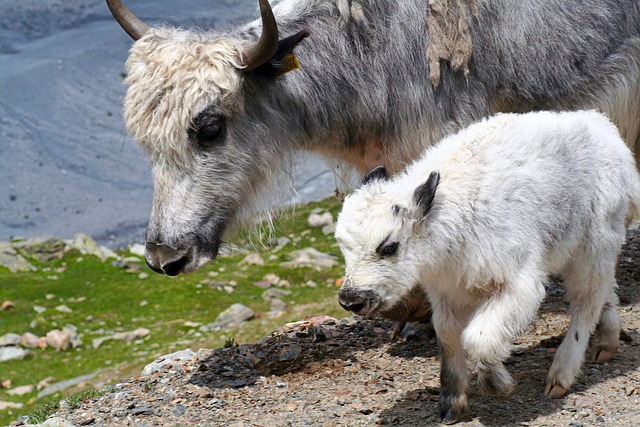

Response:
(335, 110), (640, 423)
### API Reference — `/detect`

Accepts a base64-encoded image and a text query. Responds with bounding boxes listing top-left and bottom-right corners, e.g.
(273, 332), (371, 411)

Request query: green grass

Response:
(0, 198), (348, 426)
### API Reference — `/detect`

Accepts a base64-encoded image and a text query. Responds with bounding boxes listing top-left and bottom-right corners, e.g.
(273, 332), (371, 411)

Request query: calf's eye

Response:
(379, 241), (399, 257)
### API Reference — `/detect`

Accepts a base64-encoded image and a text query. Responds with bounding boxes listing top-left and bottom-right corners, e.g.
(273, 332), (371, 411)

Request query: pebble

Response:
(6, 384), (34, 395)
(0, 346), (30, 362)
(308, 212), (333, 227)
(131, 406), (155, 416)
(0, 332), (22, 347)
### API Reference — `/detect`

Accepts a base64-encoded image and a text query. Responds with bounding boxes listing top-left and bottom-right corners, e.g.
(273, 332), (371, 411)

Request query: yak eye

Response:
(377, 241), (399, 257)
(190, 109), (226, 146)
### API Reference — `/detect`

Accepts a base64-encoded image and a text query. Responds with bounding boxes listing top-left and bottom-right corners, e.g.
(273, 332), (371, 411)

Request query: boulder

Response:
(0, 241), (35, 272)
(204, 304), (255, 332)
(45, 329), (71, 351)
(0, 332), (21, 347)
(20, 332), (41, 348)
(0, 346), (30, 362)
(67, 233), (118, 261)
(12, 237), (66, 261)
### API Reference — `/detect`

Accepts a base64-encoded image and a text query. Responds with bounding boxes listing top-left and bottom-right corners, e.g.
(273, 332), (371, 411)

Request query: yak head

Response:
(335, 166), (440, 320)
(107, 0), (307, 275)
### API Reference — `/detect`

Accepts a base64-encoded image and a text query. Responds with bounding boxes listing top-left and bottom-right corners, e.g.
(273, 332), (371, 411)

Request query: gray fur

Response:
(117, 0), (640, 274)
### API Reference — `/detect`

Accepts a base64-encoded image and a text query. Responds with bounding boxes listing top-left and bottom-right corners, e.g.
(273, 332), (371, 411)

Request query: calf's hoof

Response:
(544, 382), (568, 399)
(593, 348), (615, 362)
(438, 394), (466, 425)
(440, 408), (462, 425)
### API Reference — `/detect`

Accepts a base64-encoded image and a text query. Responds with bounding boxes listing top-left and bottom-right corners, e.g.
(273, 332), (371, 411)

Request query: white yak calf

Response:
(335, 110), (640, 424)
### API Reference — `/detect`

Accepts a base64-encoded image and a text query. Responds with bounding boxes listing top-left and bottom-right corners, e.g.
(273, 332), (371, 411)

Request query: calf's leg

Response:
(546, 256), (618, 398)
(461, 271), (545, 398)
(432, 301), (470, 424)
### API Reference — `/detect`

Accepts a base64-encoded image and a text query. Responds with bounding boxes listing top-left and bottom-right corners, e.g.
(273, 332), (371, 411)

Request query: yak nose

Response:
(338, 287), (366, 314)
(145, 241), (190, 276)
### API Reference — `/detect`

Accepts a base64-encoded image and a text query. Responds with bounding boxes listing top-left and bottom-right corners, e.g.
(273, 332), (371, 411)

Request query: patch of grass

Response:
(0, 197), (348, 426)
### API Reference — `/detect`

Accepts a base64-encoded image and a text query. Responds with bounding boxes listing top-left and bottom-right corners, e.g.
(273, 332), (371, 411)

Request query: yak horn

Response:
(106, 0), (151, 41)
(242, 0), (279, 71)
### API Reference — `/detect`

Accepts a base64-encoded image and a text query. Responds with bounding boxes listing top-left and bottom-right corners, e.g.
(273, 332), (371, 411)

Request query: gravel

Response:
(19, 224), (640, 427)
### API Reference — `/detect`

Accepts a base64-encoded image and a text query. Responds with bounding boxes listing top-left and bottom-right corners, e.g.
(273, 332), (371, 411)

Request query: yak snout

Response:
(145, 241), (192, 276)
(338, 286), (378, 316)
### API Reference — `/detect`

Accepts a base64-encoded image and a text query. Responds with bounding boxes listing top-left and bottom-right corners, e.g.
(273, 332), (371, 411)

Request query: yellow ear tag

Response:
(276, 53), (300, 77)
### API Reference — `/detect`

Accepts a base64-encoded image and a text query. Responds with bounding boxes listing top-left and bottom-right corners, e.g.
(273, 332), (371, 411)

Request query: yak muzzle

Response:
(338, 287), (379, 316)
(145, 241), (192, 276)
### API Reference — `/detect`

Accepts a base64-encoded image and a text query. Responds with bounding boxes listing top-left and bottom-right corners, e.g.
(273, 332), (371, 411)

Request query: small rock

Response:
(0, 347), (30, 362)
(131, 406), (155, 416)
(129, 243), (146, 257)
(280, 247), (338, 270)
(208, 304), (255, 331)
(241, 253), (264, 266)
(67, 233), (118, 261)
(46, 329), (71, 351)
(270, 298), (287, 313)
(138, 272), (149, 279)
(37, 376), (56, 390)
(6, 384), (34, 396)
(0, 333), (21, 347)
(1, 300), (14, 311)
(142, 349), (196, 376)
(55, 304), (73, 313)
(0, 400), (23, 410)
(20, 332), (40, 348)
(33, 305), (47, 314)
(322, 222), (336, 235)
(308, 212), (333, 227)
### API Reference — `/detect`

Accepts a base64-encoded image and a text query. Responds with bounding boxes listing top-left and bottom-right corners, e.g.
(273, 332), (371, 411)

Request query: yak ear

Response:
(251, 29), (310, 78)
(362, 165), (388, 185)
(413, 171), (440, 217)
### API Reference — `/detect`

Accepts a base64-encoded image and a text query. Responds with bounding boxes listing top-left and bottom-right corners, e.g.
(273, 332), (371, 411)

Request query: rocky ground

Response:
(12, 225), (640, 427)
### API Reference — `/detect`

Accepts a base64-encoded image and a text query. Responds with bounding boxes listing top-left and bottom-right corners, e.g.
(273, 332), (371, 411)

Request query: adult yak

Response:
(106, 0), (640, 276)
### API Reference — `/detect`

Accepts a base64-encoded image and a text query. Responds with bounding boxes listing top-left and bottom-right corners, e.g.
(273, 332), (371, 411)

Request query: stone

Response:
(67, 233), (118, 261)
(0, 400), (23, 410)
(322, 222), (336, 235)
(0, 241), (35, 272)
(20, 332), (41, 348)
(63, 324), (82, 348)
(46, 329), (71, 351)
(0, 346), (30, 362)
(92, 328), (149, 348)
(7, 384), (34, 395)
(308, 211), (333, 227)
(129, 243), (146, 257)
(241, 253), (264, 266)
(209, 304), (255, 331)
(37, 372), (98, 399)
(142, 349), (196, 376)
(280, 247), (338, 270)
(0, 333), (21, 347)
(1, 300), (15, 311)
(33, 305), (47, 314)
(12, 237), (66, 261)
(55, 304), (73, 313)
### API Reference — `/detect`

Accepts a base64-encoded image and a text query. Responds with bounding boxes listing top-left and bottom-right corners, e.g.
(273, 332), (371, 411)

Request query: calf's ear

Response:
(362, 165), (388, 185)
(413, 171), (440, 217)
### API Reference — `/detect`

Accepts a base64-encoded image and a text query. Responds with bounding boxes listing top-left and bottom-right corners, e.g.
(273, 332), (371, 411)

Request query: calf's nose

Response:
(338, 288), (366, 314)
(145, 241), (190, 276)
